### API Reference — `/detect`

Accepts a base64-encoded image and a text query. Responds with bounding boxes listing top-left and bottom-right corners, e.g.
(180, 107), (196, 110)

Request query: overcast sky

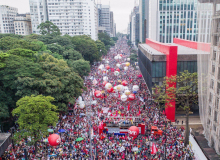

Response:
(0, 0), (138, 33)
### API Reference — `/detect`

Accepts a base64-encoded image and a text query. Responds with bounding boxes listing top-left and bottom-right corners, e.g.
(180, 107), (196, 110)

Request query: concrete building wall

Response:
(0, 5), (18, 34)
(197, 0), (220, 155)
(14, 14), (32, 35)
(29, 0), (48, 34)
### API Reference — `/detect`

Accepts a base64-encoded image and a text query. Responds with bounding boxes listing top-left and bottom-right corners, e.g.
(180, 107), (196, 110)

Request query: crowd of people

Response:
(1, 37), (195, 160)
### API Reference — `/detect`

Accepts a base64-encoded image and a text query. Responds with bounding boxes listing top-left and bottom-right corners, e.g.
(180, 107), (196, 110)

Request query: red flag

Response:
(138, 108), (141, 115)
(151, 143), (157, 154)
(116, 111), (118, 116)
(127, 103), (130, 111)
(118, 92), (120, 98)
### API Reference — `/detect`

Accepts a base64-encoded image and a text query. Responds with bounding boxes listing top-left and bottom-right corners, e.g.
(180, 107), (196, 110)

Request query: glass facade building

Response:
(143, 0), (212, 43)
(159, 0), (198, 43)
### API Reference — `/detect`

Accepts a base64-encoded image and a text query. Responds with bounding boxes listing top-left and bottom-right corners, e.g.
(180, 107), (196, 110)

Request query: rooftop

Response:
(140, 43), (209, 56)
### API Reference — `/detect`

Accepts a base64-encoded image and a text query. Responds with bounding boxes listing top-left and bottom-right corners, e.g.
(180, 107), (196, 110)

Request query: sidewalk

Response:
(171, 115), (202, 129)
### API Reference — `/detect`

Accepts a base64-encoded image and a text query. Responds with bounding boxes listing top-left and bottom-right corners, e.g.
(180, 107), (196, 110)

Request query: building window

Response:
(213, 124), (216, 132)
(209, 106), (212, 115)
(209, 93), (213, 103)
(214, 111), (218, 123)
(216, 97), (219, 109)
(213, 50), (216, 61)
(207, 119), (210, 125)
(218, 83), (220, 95)
(210, 79), (214, 89)
(212, 64), (215, 75)
(218, 67), (220, 80)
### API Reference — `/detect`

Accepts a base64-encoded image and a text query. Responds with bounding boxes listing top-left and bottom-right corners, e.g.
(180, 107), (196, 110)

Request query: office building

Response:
(0, 5), (18, 34)
(138, 38), (210, 121)
(110, 11), (114, 37)
(129, 6), (139, 46)
(97, 4), (111, 35)
(14, 14), (32, 35)
(140, 0), (212, 43)
(29, 0), (98, 40)
(139, 0), (148, 43)
(197, 0), (220, 155)
(29, 0), (48, 34)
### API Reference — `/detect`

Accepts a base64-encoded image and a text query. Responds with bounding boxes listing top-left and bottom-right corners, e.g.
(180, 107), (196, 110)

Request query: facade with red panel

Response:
(138, 38), (210, 122)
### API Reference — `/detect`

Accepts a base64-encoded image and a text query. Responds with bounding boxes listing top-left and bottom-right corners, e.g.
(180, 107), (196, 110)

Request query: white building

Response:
(197, 0), (220, 155)
(29, 0), (48, 34)
(29, 0), (98, 40)
(97, 5), (111, 35)
(0, 5), (18, 34)
(14, 14), (32, 35)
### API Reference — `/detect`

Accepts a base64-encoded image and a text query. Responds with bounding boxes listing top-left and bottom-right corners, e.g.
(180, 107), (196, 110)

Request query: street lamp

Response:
(82, 91), (93, 159)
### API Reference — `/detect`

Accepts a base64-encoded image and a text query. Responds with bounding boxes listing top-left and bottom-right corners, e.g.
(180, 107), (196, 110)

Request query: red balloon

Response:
(107, 87), (113, 93)
(120, 54), (123, 57)
(48, 134), (61, 146)
(128, 94), (135, 100)
(122, 80), (128, 86)
(106, 65), (110, 70)
(128, 126), (139, 138)
(116, 68), (120, 72)
(103, 81), (108, 86)
(94, 90), (102, 98)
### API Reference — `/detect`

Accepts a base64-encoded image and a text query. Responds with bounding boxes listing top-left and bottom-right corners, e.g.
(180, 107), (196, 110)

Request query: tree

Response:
(72, 35), (100, 63)
(95, 40), (107, 56)
(152, 77), (176, 122)
(175, 71), (198, 146)
(0, 52), (9, 68)
(37, 21), (61, 36)
(68, 59), (90, 77)
(15, 53), (84, 111)
(46, 43), (65, 55)
(153, 71), (198, 147)
(98, 32), (115, 51)
(130, 53), (138, 65)
(12, 95), (58, 154)
(63, 49), (83, 60)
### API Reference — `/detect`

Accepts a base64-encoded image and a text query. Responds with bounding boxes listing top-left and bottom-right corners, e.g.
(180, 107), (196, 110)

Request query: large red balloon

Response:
(94, 90), (102, 98)
(122, 80), (128, 86)
(103, 81), (108, 86)
(48, 134), (61, 146)
(106, 65), (110, 70)
(128, 126), (139, 138)
(116, 68), (120, 72)
(107, 87), (113, 93)
(128, 94), (135, 100)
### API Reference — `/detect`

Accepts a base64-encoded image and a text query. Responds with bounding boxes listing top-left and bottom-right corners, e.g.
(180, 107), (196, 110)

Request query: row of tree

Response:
(0, 21), (117, 130)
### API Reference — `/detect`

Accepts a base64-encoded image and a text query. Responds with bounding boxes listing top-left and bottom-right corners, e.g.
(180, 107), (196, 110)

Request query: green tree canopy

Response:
(72, 35), (100, 63)
(63, 49), (83, 60)
(95, 40), (107, 56)
(0, 52), (9, 68)
(15, 53), (84, 111)
(68, 59), (90, 77)
(37, 21), (61, 36)
(12, 95), (58, 153)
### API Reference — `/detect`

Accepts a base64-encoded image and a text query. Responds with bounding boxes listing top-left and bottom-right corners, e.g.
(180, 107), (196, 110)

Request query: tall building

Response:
(97, 4), (111, 35)
(29, 0), (48, 34)
(110, 11), (114, 37)
(197, 0), (220, 155)
(139, 0), (148, 43)
(0, 5), (18, 34)
(114, 23), (116, 37)
(141, 0), (212, 43)
(29, 0), (98, 40)
(135, 13), (140, 46)
(14, 14), (32, 35)
(129, 6), (139, 46)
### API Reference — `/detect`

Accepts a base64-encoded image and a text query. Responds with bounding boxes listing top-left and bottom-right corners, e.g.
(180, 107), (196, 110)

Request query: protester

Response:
(1, 37), (195, 160)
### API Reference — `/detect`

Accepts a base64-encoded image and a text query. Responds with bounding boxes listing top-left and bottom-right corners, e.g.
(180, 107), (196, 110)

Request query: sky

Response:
(0, 0), (138, 33)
